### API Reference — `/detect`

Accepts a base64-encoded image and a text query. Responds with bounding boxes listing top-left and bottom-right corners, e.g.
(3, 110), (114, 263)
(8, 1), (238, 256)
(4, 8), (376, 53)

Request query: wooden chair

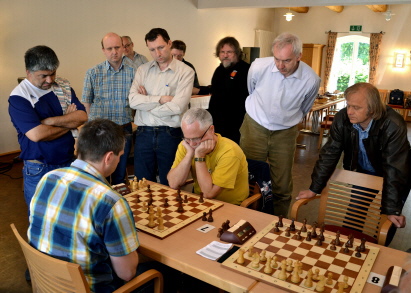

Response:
(240, 181), (262, 210)
(317, 110), (338, 150)
(10, 224), (163, 293)
(290, 169), (392, 246)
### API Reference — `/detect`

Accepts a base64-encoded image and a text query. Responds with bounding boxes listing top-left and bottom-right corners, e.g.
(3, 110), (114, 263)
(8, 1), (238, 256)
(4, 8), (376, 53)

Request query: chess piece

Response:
(142, 201), (148, 212)
(315, 275), (326, 292)
(264, 256), (272, 274)
(330, 239), (336, 251)
(176, 189), (182, 201)
(295, 231), (302, 240)
(312, 268), (320, 281)
(286, 259), (293, 272)
(346, 234), (353, 248)
(202, 212), (207, 221)
(156, 207), (162, 217)
(199, 192), (204, 203)
(337, 282), (345, 293)
(132, 176), (138, 191)
(343, 246), (350, 253)
(291, 266), (300, 283)
(147, 213), (156, 228)
(163, 198), (169, 208)
(278, 260), (287, 280)
(224, 220), (230, 230)
(147, 184), (151, 192)
(306, 231), (312, 242)
(157, 216), (164, 230)
(278, 215), (284, 227)
(311, 224), (318, 238)
(297, 261), (303, 275)
(136, 195), (140, 203)
(319, 230), (325, 241)
(184, 194), (188, 203)
(260, 250), (267, 262)
(207, 209), (213, 222)
(335, 231), (341, 246)
(142, 178), (147, 188)
(251, 252), (260, 268)
(301, 219), (308, 232)
(271, 256), (278, 268)
(274, 222), (280, 232)
(326, 272), (333, 285)
(177, 201), (184, 213)
(217, 228), (223, 238)
(355, 246), (361, 258)
(248, 247), (253, 257)
(285, 227), (291, 237)
(315, 238), (322, 246)
(304, 269), (313, 287)
(237, 249), (245, 264)
(290, 219), (296, 231)
(359, 238), (366, 252)
(320, 222), (325, 233)
(343, 275), (349, 289)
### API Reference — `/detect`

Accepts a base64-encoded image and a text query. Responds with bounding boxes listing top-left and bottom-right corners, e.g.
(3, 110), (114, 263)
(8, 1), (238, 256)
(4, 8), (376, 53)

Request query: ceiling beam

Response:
(196, 0), (411, 9)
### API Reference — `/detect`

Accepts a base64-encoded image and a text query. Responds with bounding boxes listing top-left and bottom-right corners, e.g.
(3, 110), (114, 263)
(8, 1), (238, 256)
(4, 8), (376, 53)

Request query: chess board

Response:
(222, 220), (379, 293)
(124, 183), (223, 239)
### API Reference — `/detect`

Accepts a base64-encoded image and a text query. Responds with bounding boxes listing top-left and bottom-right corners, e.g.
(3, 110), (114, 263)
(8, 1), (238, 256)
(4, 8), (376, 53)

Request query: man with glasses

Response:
(167, 108), (248, 205)
(240, 32), (320, 217)
(122, 36), (148, 71)
(207, 36), (250, 144)
(129, 28), (194, 186)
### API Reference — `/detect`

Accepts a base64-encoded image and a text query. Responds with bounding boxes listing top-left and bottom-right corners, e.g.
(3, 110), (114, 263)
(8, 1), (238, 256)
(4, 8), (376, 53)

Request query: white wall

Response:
(0, 0), (275, 154)
(273, 5), (411, 90)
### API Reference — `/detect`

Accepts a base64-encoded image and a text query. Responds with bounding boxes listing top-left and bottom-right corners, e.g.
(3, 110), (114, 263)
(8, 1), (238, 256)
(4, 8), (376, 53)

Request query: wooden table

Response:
(136, 183), (408, 293)
(302, 98), (345, 133)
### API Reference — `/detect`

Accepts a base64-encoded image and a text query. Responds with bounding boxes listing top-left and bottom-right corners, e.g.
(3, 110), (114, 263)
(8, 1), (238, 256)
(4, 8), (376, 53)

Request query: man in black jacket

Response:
(297, 83), (410, 229)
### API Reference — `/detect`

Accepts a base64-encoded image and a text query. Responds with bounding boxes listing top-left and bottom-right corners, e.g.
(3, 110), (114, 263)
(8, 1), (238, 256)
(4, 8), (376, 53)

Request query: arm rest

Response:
(290, 196), (321, 221)
(114, 269), (163, 293)
(240, 193), (262, 209)
(377, 215), (393, 246)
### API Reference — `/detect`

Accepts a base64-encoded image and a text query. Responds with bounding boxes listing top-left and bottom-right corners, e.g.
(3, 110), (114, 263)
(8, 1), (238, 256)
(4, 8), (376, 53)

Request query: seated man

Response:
(28, 119), (144, 292)
(167, 108), (248, 205)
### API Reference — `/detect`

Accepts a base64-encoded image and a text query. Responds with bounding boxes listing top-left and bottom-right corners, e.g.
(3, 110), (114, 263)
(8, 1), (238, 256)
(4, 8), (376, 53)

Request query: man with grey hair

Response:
(8, 45), (87, 210)
(240, 32), (320, 217)
(167, 108), (248, 205)
(121, 35), (148, 71)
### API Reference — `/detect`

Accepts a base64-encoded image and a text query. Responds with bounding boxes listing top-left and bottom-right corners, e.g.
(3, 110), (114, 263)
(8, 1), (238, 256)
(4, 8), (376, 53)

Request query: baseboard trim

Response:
(0, 150), (21, 158)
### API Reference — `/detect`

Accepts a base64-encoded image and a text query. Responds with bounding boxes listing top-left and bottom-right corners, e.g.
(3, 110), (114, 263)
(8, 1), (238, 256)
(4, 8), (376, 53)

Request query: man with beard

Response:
(207, 37), (250, 144)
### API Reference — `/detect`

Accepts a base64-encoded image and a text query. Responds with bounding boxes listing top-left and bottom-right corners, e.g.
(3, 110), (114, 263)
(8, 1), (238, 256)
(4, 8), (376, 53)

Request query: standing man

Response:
(167, 108), (249, 205)
(129, 28), (194, 185)
(297, 83), (410, 230)
(8, 45), (87, 209)
(82, 32), (135, 185)
(240, 32), (320, 217)
(122, 35), (149, 71)
(207, 37), (250, 144)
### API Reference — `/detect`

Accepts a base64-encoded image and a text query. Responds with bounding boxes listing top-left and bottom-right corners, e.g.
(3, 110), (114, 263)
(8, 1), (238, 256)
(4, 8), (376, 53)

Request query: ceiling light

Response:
(383, 6), (395, 21)
(284, 8), (294, 21)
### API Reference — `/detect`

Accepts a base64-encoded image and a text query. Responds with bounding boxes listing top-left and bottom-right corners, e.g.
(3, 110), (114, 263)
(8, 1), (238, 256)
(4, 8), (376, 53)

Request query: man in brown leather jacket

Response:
(297, 83), (410, 229)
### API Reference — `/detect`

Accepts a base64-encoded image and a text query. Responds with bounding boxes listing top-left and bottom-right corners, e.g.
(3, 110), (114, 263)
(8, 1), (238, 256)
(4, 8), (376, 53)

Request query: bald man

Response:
(82, 32), (135, 185)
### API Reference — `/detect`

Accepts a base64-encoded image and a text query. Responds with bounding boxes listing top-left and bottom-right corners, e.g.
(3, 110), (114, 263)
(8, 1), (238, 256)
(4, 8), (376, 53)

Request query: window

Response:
(327, 35), (370, 93)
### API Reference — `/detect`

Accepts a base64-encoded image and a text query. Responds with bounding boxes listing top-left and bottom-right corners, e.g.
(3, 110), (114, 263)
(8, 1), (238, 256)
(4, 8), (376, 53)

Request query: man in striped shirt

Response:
(28, 119), (140, 292)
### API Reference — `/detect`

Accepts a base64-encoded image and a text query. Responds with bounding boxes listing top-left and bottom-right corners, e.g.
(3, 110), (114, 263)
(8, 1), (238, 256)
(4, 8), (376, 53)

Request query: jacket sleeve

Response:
(309, 112), (346, 194)
(380, 118), (410, 215)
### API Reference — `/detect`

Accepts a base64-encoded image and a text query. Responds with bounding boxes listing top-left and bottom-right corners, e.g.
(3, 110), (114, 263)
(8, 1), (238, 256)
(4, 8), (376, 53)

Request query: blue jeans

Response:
(23, 160), (72, 215)
(134, 126), (182, 186)
(111, 124), (133, 185)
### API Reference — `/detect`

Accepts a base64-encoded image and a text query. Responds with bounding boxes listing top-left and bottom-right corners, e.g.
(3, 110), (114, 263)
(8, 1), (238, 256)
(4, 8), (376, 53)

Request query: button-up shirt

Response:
(124, 52), (149, 72)
(82, 60), (134, 125)
(129, 58), (194, 127)
(353, 120), (376, 174)
(246, 57), (320, 131)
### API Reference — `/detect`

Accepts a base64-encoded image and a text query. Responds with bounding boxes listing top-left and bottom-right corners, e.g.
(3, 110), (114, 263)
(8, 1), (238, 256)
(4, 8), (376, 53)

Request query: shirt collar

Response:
(71, 159), (108, 184)
(150, 58), (176, 72)
(272, 61), (302, 79)
(353, 119), (374, 133)
(104, 60), (124, 71)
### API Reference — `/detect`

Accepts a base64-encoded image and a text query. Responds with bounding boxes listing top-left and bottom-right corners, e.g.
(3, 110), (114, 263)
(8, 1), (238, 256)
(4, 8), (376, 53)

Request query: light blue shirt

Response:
(246, 57), (320, 130)
(353, 120), (376, 173)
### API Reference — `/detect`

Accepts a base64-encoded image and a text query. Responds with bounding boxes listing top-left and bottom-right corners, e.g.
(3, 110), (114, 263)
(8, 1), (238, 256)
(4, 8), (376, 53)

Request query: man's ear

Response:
(103, 151), (114, 166)
(209, 125), (215, 134)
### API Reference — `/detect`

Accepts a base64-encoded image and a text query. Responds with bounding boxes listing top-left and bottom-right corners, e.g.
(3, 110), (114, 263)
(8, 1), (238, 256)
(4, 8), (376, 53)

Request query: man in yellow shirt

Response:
(167, 108), (248, 205)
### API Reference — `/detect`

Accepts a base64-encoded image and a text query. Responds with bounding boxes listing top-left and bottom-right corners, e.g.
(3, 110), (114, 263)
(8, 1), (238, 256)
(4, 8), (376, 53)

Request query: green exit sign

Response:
(350, 25), (362, 32)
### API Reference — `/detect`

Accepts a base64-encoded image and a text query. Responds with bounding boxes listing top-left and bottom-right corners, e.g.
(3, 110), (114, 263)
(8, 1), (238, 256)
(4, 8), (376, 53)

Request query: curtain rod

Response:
(325, 30), (385, 34)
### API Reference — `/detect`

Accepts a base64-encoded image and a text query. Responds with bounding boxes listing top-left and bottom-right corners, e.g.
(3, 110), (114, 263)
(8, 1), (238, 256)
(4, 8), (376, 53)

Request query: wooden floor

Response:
(1, 122), (410, 292)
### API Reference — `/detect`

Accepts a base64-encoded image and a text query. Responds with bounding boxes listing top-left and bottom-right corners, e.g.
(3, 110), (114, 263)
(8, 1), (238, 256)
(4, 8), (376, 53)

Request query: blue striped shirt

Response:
(28, 159), (139, 292)
(82, 60), (134, 125)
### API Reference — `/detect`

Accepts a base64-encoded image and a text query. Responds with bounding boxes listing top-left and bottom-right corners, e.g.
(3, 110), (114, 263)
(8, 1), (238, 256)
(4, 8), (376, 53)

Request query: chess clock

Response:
(220, 220), (256, 244)
(112, 183), (131, 196)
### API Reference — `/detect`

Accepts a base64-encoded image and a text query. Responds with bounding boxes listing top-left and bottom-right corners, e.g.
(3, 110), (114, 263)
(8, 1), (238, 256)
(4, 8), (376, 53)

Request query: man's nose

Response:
(45, 76), (53, 83)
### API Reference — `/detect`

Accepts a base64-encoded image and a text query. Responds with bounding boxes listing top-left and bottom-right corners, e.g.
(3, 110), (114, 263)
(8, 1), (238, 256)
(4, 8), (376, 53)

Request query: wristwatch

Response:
(194, 157), (206, 162)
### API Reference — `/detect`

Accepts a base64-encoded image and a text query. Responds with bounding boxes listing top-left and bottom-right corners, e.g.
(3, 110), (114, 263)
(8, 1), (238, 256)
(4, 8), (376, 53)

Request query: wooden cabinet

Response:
(301, 44), (325, 77)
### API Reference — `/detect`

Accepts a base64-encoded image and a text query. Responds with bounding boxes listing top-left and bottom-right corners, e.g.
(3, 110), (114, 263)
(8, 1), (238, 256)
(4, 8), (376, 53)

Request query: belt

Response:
(138, 126), (179, 130)
(121, 122), (132, 128)
(26, 160), (43, 164)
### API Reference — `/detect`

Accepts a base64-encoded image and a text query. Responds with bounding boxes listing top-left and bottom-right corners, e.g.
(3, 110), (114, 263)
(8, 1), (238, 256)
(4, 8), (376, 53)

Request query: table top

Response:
(310, 97), (345, 112)
(137, 182), (408, 293)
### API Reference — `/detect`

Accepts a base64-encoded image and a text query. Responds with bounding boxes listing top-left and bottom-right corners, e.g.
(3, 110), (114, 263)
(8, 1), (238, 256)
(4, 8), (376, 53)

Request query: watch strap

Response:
(194, 157), (206, 162)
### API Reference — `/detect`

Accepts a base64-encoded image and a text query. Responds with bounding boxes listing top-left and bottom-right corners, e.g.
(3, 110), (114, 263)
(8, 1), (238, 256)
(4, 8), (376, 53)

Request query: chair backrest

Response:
(245, 159), (273, 214)
(317, 169), (386, 243)
(10, 223), (90, 293)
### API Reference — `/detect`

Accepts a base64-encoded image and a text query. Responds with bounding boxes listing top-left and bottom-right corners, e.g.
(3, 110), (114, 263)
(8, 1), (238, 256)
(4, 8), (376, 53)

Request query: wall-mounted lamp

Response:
(394, 52), (405, 68)
(284, 8), (294, 21)
(383, 6), (395, 21)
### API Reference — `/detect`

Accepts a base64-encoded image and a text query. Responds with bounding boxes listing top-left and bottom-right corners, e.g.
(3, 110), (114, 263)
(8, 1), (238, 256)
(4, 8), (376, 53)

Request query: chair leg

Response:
(317, 128), (324, 150)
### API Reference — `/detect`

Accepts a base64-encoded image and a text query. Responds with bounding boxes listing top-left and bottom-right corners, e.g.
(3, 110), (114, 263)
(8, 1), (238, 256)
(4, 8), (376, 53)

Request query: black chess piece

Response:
(278, 215), (284, 227)
(359, 238), (366, 252)
(315, 238), (322, 246)
(301, 219), (307, 232)
(199, 192), (204, 203)
(290, 219), (296, 232)
(207, 209), (213, 222)
(306, 231), (312, 242)
(355, 246), (361, 258)
(163, 198), (169, 208)
(202, 212), (207, 221)
(330, 240), (336, 251)
(184, 194), (188, 203)
(285, 227), (291, 237)
(274, 222), (280, 232)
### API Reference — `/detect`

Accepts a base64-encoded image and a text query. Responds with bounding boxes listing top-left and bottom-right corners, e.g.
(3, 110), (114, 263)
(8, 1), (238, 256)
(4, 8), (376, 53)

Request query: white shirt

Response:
(246, 57), (320, 131)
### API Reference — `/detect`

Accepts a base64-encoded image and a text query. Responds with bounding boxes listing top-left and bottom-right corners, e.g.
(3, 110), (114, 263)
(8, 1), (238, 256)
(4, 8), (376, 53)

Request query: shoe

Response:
(25, 268), (31, 281)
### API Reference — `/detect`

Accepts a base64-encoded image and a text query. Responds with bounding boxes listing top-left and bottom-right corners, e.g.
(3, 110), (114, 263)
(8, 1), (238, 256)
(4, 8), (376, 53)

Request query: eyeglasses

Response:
(123, 43), (132, 49)
(183, 125), (211, 143)
(219, 50), (235, 55)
